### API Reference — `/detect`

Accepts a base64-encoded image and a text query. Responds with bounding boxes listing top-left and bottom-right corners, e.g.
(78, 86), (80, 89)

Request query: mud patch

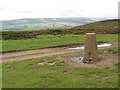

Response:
(59, 53), (118, 68)
(63, 70), (72, 74)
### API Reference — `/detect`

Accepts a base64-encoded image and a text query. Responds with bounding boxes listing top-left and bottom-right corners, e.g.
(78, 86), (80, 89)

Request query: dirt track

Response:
(1, 47), (80, 63)
(1, 42), (118, 63)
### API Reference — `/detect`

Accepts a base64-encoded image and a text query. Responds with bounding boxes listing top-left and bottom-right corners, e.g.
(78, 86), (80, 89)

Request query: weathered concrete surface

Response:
(83, 33), (98, 63)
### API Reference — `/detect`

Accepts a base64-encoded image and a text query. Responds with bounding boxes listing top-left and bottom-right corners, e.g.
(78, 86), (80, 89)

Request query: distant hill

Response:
(1, 17), (113, 31)
(2, 19), (119, 40)
(68, 19), (119, 34)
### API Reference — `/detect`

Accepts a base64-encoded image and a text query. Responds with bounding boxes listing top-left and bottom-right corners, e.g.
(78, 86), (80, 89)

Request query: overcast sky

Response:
(0, 0), (119, 20)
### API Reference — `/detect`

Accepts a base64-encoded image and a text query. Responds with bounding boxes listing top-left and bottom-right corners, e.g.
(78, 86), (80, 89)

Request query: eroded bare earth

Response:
(61, 53), (118, 68)
(1, 47), (80, 63)
(1, 42), (118, 64)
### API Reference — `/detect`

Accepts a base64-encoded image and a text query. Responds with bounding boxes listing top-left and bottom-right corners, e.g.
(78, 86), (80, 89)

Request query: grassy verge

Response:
(2, 34), (118, 52)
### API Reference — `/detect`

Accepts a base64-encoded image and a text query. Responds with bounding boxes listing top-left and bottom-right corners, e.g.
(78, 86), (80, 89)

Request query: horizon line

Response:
(1, 17), (118, 21)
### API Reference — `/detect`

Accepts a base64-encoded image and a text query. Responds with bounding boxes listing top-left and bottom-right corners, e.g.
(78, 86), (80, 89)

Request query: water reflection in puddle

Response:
(71, 57), (84, 62)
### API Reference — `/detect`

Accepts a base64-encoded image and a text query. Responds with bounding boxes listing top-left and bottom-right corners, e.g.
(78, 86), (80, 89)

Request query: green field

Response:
(2, 19), (119, 88)
(2, 34), (119, 88)
(2, 34), (118, 52)
(2, 47), (119, 88)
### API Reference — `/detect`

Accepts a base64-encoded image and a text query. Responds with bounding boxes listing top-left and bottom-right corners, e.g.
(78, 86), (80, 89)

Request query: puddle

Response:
(97, 44), (112, 47)
(71, 57), (84, 62)
(68, 46), (84, 50)
(68, 43), (112, 50)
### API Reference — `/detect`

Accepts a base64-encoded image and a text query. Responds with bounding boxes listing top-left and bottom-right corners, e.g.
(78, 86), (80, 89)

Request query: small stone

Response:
(48, 63), (55, 65)
(104, 51), (107, 52)
(38, 63), (44, 65)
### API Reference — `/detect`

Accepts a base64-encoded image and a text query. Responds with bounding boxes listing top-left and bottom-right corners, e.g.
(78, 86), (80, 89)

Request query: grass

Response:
(2, 48), (119, 88)
(2, 34), (118, 52)
(99, 46), (119, 54)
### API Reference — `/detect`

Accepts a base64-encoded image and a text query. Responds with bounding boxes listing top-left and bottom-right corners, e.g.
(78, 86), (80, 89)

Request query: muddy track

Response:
(1, 47), (80, 63)
(1, 42), (118, 63)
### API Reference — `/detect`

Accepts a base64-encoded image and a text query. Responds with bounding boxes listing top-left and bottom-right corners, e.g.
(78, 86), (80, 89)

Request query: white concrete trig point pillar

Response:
(83, 33), (98, 63)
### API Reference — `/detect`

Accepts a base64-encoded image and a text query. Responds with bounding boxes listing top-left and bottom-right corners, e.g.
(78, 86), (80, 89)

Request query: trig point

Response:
(83, 33), (98, 63)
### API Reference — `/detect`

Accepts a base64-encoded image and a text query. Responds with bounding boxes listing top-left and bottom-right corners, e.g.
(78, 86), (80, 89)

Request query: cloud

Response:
(0, 7), (5, 11)
(0, 0), (119, 20)
(57, 9), (85, 17)
(12, 10), (33, 14)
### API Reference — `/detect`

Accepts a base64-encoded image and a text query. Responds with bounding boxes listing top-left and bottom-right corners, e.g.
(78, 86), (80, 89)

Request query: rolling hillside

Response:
(68, 19), (119, 34)
(2, 19), (119, 40)
(1, 17), (112, 31)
